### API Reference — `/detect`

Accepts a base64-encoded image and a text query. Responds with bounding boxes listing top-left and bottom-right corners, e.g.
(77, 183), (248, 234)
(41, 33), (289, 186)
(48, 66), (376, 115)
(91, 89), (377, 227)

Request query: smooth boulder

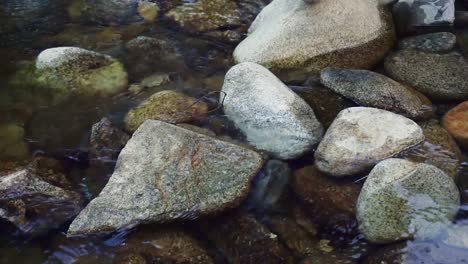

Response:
(399, 32), (457, 53)
(385, 50), (468, 101)
(67, 120), (263, 235)
(357, 158), (460, 243)
(315, 107), (424, 177)
(35, 47), (128, 101)
(222, 62), (323, 159)
(234, 0), (394, 80)
(443, 101), (468, 149)
(320, 67), (433, 119)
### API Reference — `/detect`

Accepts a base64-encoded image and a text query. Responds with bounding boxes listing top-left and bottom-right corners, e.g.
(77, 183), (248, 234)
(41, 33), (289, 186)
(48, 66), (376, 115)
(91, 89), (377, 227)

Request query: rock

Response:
(123, 36), (185, 81)
(385, 49), (468, 101)
(0, 166), (81, 236)
(233, 0), (394, 81)
(293, 165), (361, 235)
(67, 120), (263, 235)
(398, 119), (461, 178)
(90, 118), (130, 162)
(115, 226), (214, 263)
(137, 1), (160, 22)
(393, 0), (455, 34)
(0, 123), (29, 161)
(165, 0), (269, 43)
(200, 212), (294, 263)
(124, 90), (209, 132)
(443, 101), (468, 149)
(292, 85), (356, 129)
(246, 160), (291, 212)
(315, 107), (424, 177)
(79, 0), (139, 25)
(35, 47), (128, 102)
(320, 68), (434, 120)
(399, 32), (457, 53)
(357, 158), (460, 243)
(176, 124), (216, 137)
(139, 73), (170, 88)
(222, 62), (323, 159)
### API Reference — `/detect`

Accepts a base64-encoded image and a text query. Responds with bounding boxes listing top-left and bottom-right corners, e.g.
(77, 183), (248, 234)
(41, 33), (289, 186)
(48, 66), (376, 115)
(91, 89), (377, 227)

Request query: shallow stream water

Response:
(2, 0), (468, 263)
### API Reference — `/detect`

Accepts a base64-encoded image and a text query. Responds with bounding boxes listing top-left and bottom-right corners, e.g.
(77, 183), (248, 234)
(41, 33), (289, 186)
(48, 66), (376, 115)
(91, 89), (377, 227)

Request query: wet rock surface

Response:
(357, 158), (460, 243)
(68, 120), (263, 235)
(78, 0), (139, 26)
(315, 107), (425, 177)
(0, 123), (30, 161)
(124, 90), (209, 132)
(385, 49), (468, 101)
(234, 0), (394, 80)
(443, 101), (468, 149)
(222, 62), (323, 159)
(0, 159), (81, 236)
(89, 118), (130, 162)
(320, 67), (434, 120)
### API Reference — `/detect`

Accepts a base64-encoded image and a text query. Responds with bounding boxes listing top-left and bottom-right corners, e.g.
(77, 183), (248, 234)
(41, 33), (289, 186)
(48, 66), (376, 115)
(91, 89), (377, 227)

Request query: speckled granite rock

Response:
(79, 0), (139, 25)
(35, 47), (128, 101)
(124, 90), (209, 132)
(320, 67), (433, 119)
(385, 50), (468, 101)
(90, 118), (130, 161)
(67, 120), (263, 235)
(357, 158), (460, 243)
(393, 0), (455, 34)
(399, 32), (456, 53)
(315, 107), (424, 177)
(443, 101), (468, 149)
(222, 62), (323, 159)
(234, 0), (394, 81)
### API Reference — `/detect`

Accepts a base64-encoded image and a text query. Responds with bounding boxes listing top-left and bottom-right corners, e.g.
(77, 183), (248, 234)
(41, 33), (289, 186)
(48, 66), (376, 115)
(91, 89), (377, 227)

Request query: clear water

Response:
(1, 1), (468, 263)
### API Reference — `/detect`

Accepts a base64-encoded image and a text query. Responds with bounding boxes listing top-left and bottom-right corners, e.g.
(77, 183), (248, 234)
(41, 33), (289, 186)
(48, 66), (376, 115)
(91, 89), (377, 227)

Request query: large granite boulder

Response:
(67, 120), (263, 235)
(357, 158), (460, 243)
(315, 107), (424, 177)
(233, 0), (395, 80)
(222, 62), (323, 159)
(320, 67), (433, 120)
(385, 50), (468, 101)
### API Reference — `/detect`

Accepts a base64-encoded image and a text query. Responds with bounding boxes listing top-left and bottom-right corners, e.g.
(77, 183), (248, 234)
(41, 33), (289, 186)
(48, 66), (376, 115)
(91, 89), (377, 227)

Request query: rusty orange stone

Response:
(443, 101), (468, 149)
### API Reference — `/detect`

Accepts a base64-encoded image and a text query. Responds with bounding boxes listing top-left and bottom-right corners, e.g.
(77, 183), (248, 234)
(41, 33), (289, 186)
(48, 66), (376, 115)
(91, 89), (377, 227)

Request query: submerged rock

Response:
(115, 227), (214, 263)
(357, 158), (460, 243)
(124, 90), (209, 132)
(165, 0), (270, 43)
(79, 0), (139, 25)
(443, 101), (468, 149)
(34, 47), (128, 103)
(68, 120), (263, 235)
(393, 0), (455, 34)
(399, 32), (457, 53)
(222, 62), (323, 159)
(399, 119), (462, 178)
(123, 36), (185, 81)
(320, 68), (433, 120)
(0, 123), (29, 161)
(0, 164), (81, 236)
(315, 107), (424, 177)
(385, 50), (468, 101)
(89, 118), (130, 162)
(246, 160), (291, 212)
(234, 0), (394, 80)
(293, 165), (361, 236)
(201, 212), (294, 263)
